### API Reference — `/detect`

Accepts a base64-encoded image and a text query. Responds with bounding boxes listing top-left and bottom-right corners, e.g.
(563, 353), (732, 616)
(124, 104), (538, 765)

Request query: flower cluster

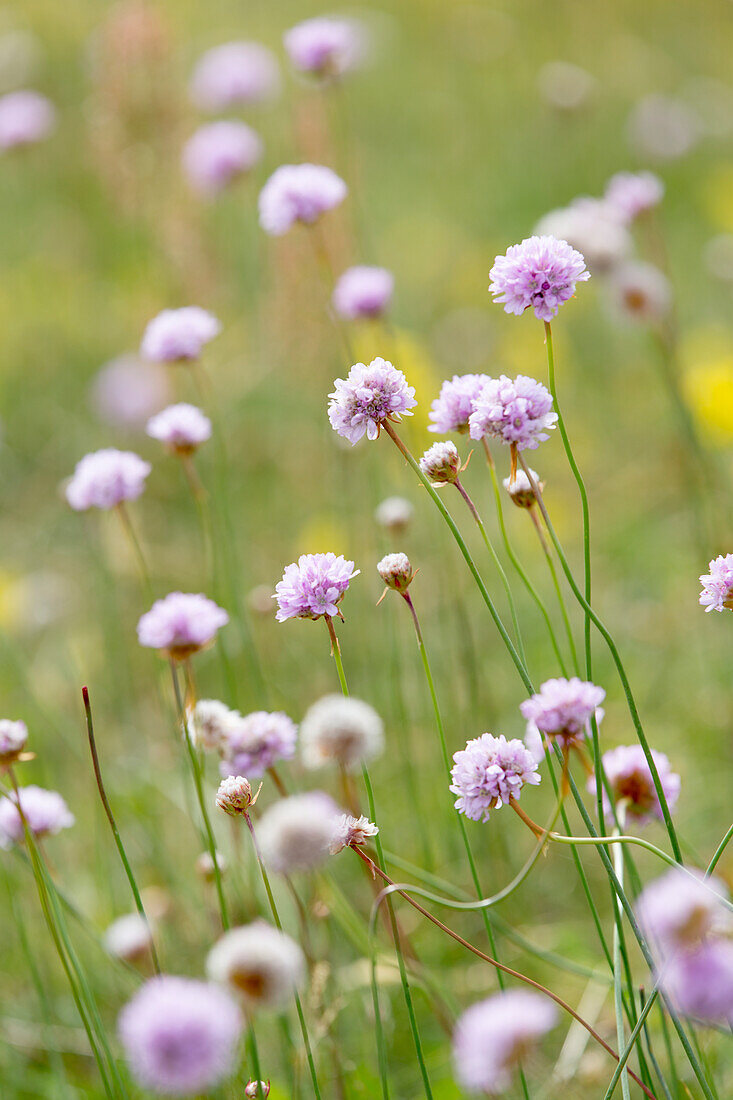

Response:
(328, 358), (416, 444)
(141, 307), (221, 363)
(220, 710), (298, 778)
(66, 449), (151, 511)
(284, 17), (364, 78)
(207, 922), (305, 1010)
(182, 121), (262, 196)
(428, 373), (489, 434)
(450, 733), (541, 823)
(300, 694), (384, 770)
(375, 496), (413, 532)
(419, 440), (461, 484)
(503, 466), (542, 508)
(589, 744), (680, 826)
(0, 719), (28, 764)
(489, 235), (590, 321)
(453, 991), (557, 1094)
(146, 403), (212, 454)
(0, 90), (55, 150)
(0, 785), (74, 848)
(332, 265), (394, 320)
(137, 592), (229, 659)
(189, 41), (280, 110)
(605, 171), (664, 222)
(535, 199), (631, 273)
(468, 375), (557, 451)
(520, 677), (605, 743)
(258, 164), (347, 235)
(274, 553), (358, 622)
(330, 814), (379, 854)
(215, 776), (255, 816)
(699, 553), (733, 612)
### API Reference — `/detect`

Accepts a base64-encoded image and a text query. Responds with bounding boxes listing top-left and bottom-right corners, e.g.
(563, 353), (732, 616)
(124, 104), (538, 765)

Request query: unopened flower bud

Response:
(215, 776), (253, 816)
(419, 440), (460, 484)
(502, 468), (543, 509)
(374, 495), (413, 534)
(377, 552), (413, 594)
(245, 1081), (271, 1098)
(196, 849), (228, 881)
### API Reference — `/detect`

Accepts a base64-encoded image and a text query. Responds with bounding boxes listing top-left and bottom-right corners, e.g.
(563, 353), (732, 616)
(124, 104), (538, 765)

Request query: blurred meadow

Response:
(1, 0), (733, 1097)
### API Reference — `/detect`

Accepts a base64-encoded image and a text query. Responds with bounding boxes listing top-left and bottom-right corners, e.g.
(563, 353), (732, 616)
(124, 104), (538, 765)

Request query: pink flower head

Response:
(429, 373), (489, 434)
(141, 307), (221, 363)
(258, 163), (347, 235)
(658, 940), (733, 1027)
(489, 235), (590, 322)
(0, 785), (74, 848)
(0, 90), (55, 150)
(118, 975), (242, 1095)
(520, 676), (605, 743)
(332, 266), (394, 320)
(0, 719), (28, 763)
(66, 449), (151, 511)
(468, 374), (557, 450)
(328, 357), (416, 444)
(137, 592), (229, 659)
(182, 121), (262, 196)
(453, 991), (557, 1094)
(589, 744), (680, 826)
(220, 711), (298, 778)
(450, 733), (541, 823)
(699, 553), (733, 612)
(274, 553), (358, 622)
(189, 41), (280, 111)
(637, 867), (730, 952)
(605, 170), (664, 222)
(284, 17), (364, 79)
(91, 355), (171, 429)
(146, 403), (212, 454)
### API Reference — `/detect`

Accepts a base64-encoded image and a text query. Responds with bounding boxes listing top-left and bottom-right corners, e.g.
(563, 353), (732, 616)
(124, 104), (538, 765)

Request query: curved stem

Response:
(706, 822), (733, 876)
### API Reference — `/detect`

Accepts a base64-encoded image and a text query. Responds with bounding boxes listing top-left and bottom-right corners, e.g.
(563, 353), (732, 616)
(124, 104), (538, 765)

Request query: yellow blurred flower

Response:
(683, 357), (733, 444)
(352, 326), (442, 446)
(700, 163), (733, 232)
(297, 515), (350, 556)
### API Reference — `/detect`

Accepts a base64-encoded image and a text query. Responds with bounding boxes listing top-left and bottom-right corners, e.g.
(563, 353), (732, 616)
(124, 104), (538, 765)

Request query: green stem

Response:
(612, 806), (631, 1100)
(527, 504), (580, 674)
(604, 988), (660, 1100)
(115, 502), (153, 602)
(706, 822), (733, 876)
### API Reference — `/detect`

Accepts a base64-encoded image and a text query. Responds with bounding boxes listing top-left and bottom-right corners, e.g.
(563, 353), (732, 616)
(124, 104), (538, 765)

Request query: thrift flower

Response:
(274, 553), (358, 622)
(220, 710), (297, 779)
(137, 592), (228, 659)
(118, 976), (241, 1095)
(375, 495), (413, 532)
(489, 235), (589, 322)
(589, 744), (680, 826)
(300, 695), (384, 770)
(419, 440), (461, 484)
(196, 850), (228, 881)
(469, 375), (557, 451)
(450, 734), (541, 823)
(609, 261), (671, 323)
(699, 553), (733, 611)
(207, 922), (305, 1010)
(377, 552), (414, 593)
(0, 786), (74, 848)
(258, 164), (347, 235)
(328, 357), (416, 444)
(91, 355), (170, 429)
(605, 170), (664, 222)
(284, 17), (364, 79)
(536, 199), (630, 273)
(146, 403), (212, 454)
(453, 991), (557, 1094)
(659, 940), (733, 1026)
(0, 719), (28, 764)
(330, 813), (379, 853)
(520, 677), (605, 744)
(428, 373), (489, 434)
(257, 791), (340, 873)
(189, 42), (280, 111)
(141, 307), (221, 363)
(182, 121), (262, 196)
(503, 467), (542, 508)
(215, 776), (254, 816)
(66, 449), (151, 511)
(0, 90), (55, 149)
(332, 265), (394, 320)
(104, 913), (153, 963)
(637, 867), (730, 951)
(188, 699), (236, 752)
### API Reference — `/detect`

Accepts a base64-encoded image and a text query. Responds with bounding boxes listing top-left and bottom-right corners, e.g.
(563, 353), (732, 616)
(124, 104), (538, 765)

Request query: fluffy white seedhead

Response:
(207, 922), (305, 1010)
(300, 695), (384, 770)
(257, 792), (341, 873)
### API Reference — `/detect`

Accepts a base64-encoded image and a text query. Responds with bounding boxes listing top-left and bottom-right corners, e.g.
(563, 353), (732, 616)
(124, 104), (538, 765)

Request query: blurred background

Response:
(1, 1), (732, 1096)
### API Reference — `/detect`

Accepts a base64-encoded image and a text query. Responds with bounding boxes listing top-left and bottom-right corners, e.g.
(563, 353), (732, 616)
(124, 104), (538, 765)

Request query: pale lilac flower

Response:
(141, 307), (221, 363)
(0, 90), (55, 149)
(520, 677), (605, 744)
(469, 375), (557, 451)
(330, 814), (379, 854)
(219, 711), (297, 778)
(453, 991), (557, 1093)
(182, 122), (262, 196)
(284, 17), (364, 79)
(0, 785), (74, 848)
(137, 592), (229, 658)
(215, 776), (254, 816)
(377, 552), (413, 593)
(189, 42), (280, 111)
(637, 867), (730, 951)
(659, 940), (733, 1026)
(428, 373), (489, 434)
(146, 403), (212, 454)
(328, 357), (416, 444)
(450, 734), (541, 824)
(118, 975), (241, 1095)
(274, 553), (358, 622)
(257, 791), (340, 873)
(605, 171), (664, 222)
(332, 266), (394, 320)
(91, 355), (170, 429)
(189, 699), (236, 752)
(0, 719), (28, 763)
(104, 913), (153, 963)
(536, 199), (631, 273)
(207, 922), (304, 1010)
(375, 496), (413, 532)
(419, 440), (461, 484)
(699, 553), (733, 612)
(66, 449), (151, 511)
(503, 467), (542, 508)
(300, 695), (384, 770)
(609, 261), (671, 323)
(258, 164), (347, 235)
(489, 235), (590, 322)
(589, 744), (680, 826)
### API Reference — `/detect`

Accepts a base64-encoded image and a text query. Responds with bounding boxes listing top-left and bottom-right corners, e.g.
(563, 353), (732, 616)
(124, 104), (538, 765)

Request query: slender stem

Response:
(604, 988), (660, 1100)
(706, 822), (733, 876)
(325, 616), (349, 695)
(352, 845), (657, 1100)
(169, 661), (229, 929)
(612, 806), (631, 1100)
(81, 686), (160, 973)
(527, 504), (580, 674)
(115, 502), (153, 600)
